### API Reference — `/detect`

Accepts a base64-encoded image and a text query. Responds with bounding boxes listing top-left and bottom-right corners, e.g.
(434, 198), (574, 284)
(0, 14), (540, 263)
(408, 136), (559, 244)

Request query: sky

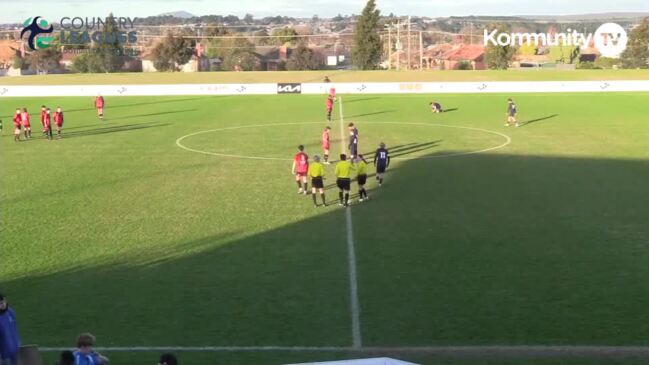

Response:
(2, 0), (648, 23)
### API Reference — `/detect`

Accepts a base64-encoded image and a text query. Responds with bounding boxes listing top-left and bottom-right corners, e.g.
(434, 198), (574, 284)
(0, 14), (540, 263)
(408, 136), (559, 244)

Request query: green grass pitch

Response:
(2, 91), (649, 365)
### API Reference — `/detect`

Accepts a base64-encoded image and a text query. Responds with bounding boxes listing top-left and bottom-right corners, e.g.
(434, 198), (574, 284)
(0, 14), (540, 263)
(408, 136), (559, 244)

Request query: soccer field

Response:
(2, 91), (649, 365)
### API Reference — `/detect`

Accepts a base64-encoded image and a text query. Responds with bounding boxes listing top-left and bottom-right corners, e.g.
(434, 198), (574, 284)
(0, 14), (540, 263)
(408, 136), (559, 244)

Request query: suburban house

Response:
(422, 44), (485, 70)
(141, 42), (209, 72)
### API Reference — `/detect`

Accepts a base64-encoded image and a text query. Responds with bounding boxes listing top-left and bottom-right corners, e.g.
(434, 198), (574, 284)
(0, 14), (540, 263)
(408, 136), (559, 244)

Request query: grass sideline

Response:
(2, 92), (649, 365)
(2, 69), (649, 85)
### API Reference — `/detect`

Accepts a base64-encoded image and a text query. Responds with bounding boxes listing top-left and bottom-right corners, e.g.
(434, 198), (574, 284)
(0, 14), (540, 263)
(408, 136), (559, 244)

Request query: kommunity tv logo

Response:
(483, 23), (628, 58)
(21, 16), (54, 50)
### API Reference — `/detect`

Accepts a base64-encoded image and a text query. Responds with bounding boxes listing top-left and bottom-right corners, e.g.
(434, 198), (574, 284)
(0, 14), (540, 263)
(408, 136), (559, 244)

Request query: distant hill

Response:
(157, 11), (196, 19)
(518, 12), (649, 21)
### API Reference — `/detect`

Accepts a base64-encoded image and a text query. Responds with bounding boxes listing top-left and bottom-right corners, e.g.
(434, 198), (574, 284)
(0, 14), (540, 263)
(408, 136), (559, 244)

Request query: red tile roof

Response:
(442, 45), (485, 61)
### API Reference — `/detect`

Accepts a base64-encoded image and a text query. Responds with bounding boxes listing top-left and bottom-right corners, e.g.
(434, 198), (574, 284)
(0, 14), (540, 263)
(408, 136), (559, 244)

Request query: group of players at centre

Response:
(291, 122), (390, 208)
(290, 88), (519, 207)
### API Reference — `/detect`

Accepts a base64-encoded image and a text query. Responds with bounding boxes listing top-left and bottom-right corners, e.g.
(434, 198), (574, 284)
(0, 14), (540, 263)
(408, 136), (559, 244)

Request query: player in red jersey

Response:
(43, 108), (53, 140)
(324, 75), (336, 100)
(94, 95), (105, 120)
(291, 145), (309, 194)
(40, 105), (47, 134)
(20, 108), (31, 139)
(322, 126), (331, 164)
(54, 106), (64, 139)
(326, 95), (334, 122)
(13, 109), (22, 142)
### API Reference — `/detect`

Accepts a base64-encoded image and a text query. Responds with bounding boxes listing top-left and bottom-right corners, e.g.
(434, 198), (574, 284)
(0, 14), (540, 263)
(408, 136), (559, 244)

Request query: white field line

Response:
(38, 345), (649, 357)
(175, 122), (511, 161)
(339, 97), (363, 349)
(363, 122), (511, 159)
(175, 122), (323, 161)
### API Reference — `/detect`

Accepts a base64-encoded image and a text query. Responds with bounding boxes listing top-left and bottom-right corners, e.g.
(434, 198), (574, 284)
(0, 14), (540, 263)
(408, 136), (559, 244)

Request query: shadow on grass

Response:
(62, 122), (170, 138)
(63, 96), (217, 114)
(346, 110), (396, 119)
(344, 97), (382, 104)
(107, 109), (197, 121)
(389, 141), (442, 158)
(521, 114), (559, 127)
(5, 151), (649, 364)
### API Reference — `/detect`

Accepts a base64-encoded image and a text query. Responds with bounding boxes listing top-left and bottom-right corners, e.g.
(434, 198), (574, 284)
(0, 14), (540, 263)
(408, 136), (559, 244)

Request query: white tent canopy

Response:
(285, 357), (420, 365)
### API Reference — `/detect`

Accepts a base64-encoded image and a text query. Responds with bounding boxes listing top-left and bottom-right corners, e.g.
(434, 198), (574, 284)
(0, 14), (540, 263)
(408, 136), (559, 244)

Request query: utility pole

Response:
(419, 30), (423, 70)
(387, 26), (392, 70)
(407, 16), (411, 70)
(396, 19), (401, 71)
(470, 22), (473, 45)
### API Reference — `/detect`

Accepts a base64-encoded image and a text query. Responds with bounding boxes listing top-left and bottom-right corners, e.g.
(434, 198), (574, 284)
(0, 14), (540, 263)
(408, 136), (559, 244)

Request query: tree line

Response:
(11, 3), (649, 73)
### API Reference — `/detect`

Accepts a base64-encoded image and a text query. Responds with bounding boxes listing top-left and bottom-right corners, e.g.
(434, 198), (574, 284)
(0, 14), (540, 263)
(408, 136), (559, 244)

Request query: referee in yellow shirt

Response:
(356, 154), (369, 202)
(308, 155), (326, 207)
(334, 153), (354, 207)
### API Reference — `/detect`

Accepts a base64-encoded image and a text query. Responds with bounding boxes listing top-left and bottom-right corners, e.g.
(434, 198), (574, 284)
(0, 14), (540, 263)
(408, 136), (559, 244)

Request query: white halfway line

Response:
(338, 96), (363, 349)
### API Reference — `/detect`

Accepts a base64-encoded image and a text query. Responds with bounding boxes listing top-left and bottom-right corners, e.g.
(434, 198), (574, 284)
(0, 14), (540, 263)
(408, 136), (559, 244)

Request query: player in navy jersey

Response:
(505, 98), (518, 127)
(373, 142), (390, 186)
(348, 123), (359, 160)
(430, 101), (443, 113)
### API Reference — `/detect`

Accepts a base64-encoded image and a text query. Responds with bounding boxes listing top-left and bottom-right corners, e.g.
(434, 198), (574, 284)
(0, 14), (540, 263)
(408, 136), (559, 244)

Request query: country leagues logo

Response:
(20, 16), (54, 50)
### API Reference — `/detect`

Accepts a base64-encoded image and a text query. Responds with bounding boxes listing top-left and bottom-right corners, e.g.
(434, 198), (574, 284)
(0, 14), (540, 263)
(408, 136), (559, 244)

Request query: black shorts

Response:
(357, 174), (367, 185)
(376, 164), (386, 173)
(336, 178), (351, 191)
(311, 176), (324, 189)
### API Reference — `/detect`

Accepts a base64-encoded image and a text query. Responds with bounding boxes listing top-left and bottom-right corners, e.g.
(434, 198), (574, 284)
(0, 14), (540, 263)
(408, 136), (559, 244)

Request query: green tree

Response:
(151, 32), (194, 71)
(94, 13), (125, 72)
(351, 0), (382, 70)
(204, 25), (229, 58)
(221, 37), (259, 71)
(548, 45), (580, 64)
(253, 29), (272, 46)
(286, 43), (323, 70)
(25, 47), (62, 73)
(621, 18), (649, 69)
(272, 27), (299, 46)
(484, 23), (516, 70)
(12, 55), (25, 69)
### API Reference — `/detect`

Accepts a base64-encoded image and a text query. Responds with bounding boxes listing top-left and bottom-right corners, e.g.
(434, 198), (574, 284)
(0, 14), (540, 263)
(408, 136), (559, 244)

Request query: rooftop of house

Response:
(442, 44), (485, 61)
(0, 40), (20, 62)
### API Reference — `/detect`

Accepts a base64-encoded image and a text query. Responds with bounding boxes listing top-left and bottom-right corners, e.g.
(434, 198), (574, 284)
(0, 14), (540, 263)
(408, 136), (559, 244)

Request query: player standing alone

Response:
(322, 126), (331, 164)
(292, 145), (309, 194)
(335, 153), (354, 207)
(356, 155), (369, 202)
(505, 98), (518, 127)
(374, 142), (390, 186)
(54, 107), (64, 139)
(95, 95), (105, 120)
(326, 95), (334, 122)
(308, 155), (326, 207)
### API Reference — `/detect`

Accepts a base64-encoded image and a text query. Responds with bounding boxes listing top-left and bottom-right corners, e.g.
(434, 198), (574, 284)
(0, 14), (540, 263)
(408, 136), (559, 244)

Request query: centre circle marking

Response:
(175, 122), (511, 161)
